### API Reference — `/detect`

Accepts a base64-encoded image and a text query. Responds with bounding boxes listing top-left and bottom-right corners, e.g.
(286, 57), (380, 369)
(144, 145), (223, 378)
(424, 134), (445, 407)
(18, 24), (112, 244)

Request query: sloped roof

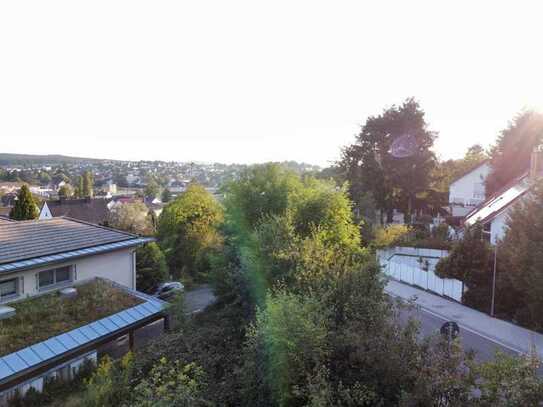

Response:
(43, 198), (110, 225)
(0, 217), (137, 266)
(464, 172), (530, 226)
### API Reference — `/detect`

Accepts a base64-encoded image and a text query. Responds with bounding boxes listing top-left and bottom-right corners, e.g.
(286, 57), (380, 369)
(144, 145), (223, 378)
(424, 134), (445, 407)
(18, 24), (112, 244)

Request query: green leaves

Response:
(9, 184), (38, 220)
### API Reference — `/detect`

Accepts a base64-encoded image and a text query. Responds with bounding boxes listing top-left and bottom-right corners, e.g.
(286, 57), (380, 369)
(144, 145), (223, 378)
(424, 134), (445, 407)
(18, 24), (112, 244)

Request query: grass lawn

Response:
(0, 279), (143, 356)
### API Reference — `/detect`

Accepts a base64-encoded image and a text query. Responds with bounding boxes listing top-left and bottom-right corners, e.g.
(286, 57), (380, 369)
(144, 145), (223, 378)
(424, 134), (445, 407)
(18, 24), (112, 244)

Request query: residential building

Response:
(0, 218), (166, 404)
(449, 161), (491, 217)
(464, 150), (543, 244)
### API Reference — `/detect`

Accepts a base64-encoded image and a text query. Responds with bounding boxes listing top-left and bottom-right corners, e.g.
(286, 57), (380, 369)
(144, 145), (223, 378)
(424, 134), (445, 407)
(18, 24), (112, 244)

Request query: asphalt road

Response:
(398, 302), (518, 363)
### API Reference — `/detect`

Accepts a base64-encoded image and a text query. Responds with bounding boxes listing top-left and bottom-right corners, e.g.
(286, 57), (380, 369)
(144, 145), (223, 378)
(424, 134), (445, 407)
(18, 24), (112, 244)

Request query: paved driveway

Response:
(101, 284), (216, 358)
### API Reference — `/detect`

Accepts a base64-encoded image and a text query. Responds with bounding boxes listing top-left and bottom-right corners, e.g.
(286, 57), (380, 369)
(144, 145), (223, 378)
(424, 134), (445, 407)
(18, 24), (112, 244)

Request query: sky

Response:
(1, 1), (542, 167)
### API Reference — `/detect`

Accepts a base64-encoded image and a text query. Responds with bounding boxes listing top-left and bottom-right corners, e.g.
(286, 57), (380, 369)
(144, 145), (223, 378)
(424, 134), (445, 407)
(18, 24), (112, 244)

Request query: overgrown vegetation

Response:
(157, 184), (224, 284)
(37, 163), (543, 406)
(0, 279), (141, 356)
(135, 242), (169, 293)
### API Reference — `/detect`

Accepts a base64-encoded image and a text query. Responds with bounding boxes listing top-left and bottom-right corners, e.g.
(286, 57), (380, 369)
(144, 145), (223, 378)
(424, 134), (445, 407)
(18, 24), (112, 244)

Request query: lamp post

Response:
(490, 242), (498, 317)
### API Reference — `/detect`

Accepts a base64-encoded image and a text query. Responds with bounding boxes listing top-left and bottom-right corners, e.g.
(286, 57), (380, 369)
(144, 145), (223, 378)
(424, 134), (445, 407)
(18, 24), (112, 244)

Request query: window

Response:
(0, 278), (18, 300)
(38, 266), (73, 290)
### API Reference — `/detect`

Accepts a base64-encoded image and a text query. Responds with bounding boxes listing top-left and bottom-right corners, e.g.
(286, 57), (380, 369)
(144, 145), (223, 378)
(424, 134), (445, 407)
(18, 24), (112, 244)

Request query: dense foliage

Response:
(340, 98), (437, 224)
(486, 111), (543, 197)
(498, 181), (543, 330)
(157, 184), (224, 283)
(136, 242), (169, 293)
(107, 202), (155, 235)
(38, 163), (543, 406)
(9, 184), (38, 220)
(435, 223), (494, 310)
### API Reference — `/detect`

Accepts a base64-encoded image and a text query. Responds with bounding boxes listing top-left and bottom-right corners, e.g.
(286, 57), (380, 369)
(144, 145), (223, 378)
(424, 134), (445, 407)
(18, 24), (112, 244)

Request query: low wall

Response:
(377, 246), (464, 302)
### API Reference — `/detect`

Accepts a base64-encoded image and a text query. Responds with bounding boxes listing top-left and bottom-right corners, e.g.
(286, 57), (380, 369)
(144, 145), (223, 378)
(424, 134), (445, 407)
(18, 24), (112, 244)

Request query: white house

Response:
(0, 217), (151, 303)
(0, 218), (167, 404)
(464, 149), (543, 244)
(449, 161), (491, 217)
(464, 172), (530, 244)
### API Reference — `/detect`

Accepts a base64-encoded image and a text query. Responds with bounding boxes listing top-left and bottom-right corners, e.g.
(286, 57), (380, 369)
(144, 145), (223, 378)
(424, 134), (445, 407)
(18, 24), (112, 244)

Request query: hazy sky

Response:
(1, 1), (542, 166)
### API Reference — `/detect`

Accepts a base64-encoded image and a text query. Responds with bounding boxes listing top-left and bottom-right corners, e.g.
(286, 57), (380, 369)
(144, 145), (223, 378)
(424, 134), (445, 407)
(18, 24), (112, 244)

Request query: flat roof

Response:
(0, 279), (167, 386)
(0, 217), (141, 266)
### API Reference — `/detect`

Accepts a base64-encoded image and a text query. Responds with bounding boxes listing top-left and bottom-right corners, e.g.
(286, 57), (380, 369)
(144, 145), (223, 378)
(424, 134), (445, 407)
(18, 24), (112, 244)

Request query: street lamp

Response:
(490, 242), (498, 317)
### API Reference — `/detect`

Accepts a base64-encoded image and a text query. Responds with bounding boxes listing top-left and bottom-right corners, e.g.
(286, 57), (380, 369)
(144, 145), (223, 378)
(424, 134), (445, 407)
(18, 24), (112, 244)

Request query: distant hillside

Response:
(0, 153), (113, 166)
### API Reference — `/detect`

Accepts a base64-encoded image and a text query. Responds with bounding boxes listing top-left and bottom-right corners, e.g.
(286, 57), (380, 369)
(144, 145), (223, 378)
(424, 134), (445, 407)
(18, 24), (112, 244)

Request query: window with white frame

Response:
(0, 278), (19, 300)
(37, 266), (73, 290)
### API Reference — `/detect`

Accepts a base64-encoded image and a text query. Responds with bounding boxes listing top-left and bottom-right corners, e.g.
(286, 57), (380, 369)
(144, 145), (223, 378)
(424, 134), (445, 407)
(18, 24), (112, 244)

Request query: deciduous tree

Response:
(340, 98), (437, 223)
(486, 111), (543, 196)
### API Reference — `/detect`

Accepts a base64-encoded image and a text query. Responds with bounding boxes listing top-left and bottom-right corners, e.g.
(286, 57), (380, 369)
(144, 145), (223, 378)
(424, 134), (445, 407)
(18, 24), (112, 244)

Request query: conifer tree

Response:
(9, 184), (39, 220)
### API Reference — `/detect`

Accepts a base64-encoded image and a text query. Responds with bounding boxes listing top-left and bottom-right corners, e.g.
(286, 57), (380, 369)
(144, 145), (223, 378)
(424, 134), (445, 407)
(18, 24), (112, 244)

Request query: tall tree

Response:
(9, 185), (39, 220)
(144, 179), (160, 198)
(500, 180), (543, 330)
(161, 187), (172, 203)
(340, 98), (437, 223)
(486, 111), (543, 196)
(107, 202), (154, 235)
(136, 242), (169, 293)
(82, 170), (94, 197)
(58, 184), (73, 199)
(157, 184), (224, 281)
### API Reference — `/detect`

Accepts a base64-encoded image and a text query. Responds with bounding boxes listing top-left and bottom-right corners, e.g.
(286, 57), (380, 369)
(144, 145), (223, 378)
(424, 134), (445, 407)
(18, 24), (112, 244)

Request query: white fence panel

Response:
(377, 247), (463, 302)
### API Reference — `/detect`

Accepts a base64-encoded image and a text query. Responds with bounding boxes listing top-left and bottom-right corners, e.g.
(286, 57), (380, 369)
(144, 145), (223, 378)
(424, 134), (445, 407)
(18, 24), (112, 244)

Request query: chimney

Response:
(530, 147), (543, 181)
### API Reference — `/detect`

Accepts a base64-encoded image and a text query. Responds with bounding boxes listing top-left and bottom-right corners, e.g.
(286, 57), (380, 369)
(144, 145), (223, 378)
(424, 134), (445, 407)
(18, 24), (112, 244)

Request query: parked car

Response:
(154, 282), (184, 301)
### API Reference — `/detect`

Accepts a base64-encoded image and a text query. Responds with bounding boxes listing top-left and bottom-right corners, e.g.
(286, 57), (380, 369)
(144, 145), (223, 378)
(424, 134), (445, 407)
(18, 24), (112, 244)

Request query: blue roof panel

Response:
(67, 329), (89, 345)
(77, 326), (100, 341)
(43, 338), (67, 356)
(56, 333), (79, 351)
(88, 321), (109, 336)
(98, 317), (118, 332)
(29, 343), (55, 360)
(16, 348), (42, 367)
(3, 353), (28, 372)
(0, 359), (14, 380)
(117, 310), (137, 324)
(109, 314), (130, 329)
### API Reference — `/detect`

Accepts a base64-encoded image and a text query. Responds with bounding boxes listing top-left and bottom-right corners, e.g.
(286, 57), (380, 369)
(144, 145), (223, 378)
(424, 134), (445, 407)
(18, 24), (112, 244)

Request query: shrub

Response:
(373, 224), (411, 248)
(136, 242), (169, 293)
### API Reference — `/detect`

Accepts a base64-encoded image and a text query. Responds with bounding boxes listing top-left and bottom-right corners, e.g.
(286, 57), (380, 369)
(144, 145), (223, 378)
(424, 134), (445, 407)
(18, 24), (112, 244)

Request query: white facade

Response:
(488, 210), (509, 244)
(38, 202), (53, 220)
(0, 248), (136, 305)
(449, 162), (491, 217)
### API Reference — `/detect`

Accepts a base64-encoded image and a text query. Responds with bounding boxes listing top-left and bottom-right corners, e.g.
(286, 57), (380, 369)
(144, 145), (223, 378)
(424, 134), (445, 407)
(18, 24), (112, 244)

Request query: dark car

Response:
(154, 282), (184, 301)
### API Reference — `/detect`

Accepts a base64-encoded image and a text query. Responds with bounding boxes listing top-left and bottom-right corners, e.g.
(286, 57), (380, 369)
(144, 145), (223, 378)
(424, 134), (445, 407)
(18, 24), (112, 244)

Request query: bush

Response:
(157, 184), (224, 282)
(131, 359), (209, 406)
(435, 223), (493, 309)
(136, 242), (169, 293)
(373, 224), (411, 249)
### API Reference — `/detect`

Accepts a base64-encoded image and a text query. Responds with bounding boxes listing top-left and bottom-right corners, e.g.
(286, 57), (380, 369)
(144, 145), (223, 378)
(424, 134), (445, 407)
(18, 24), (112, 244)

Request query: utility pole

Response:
(490, 243), (498, 317)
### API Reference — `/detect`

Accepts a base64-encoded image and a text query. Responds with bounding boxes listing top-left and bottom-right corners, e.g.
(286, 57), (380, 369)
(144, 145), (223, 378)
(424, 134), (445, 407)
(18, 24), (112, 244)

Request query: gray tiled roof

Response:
(44, 198), (110, 225)
(0, 217), (137, 265)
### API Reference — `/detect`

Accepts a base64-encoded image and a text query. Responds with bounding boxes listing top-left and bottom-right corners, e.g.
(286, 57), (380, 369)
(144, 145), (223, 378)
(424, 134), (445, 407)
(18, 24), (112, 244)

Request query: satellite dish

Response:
(389, 133), (418, 158)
